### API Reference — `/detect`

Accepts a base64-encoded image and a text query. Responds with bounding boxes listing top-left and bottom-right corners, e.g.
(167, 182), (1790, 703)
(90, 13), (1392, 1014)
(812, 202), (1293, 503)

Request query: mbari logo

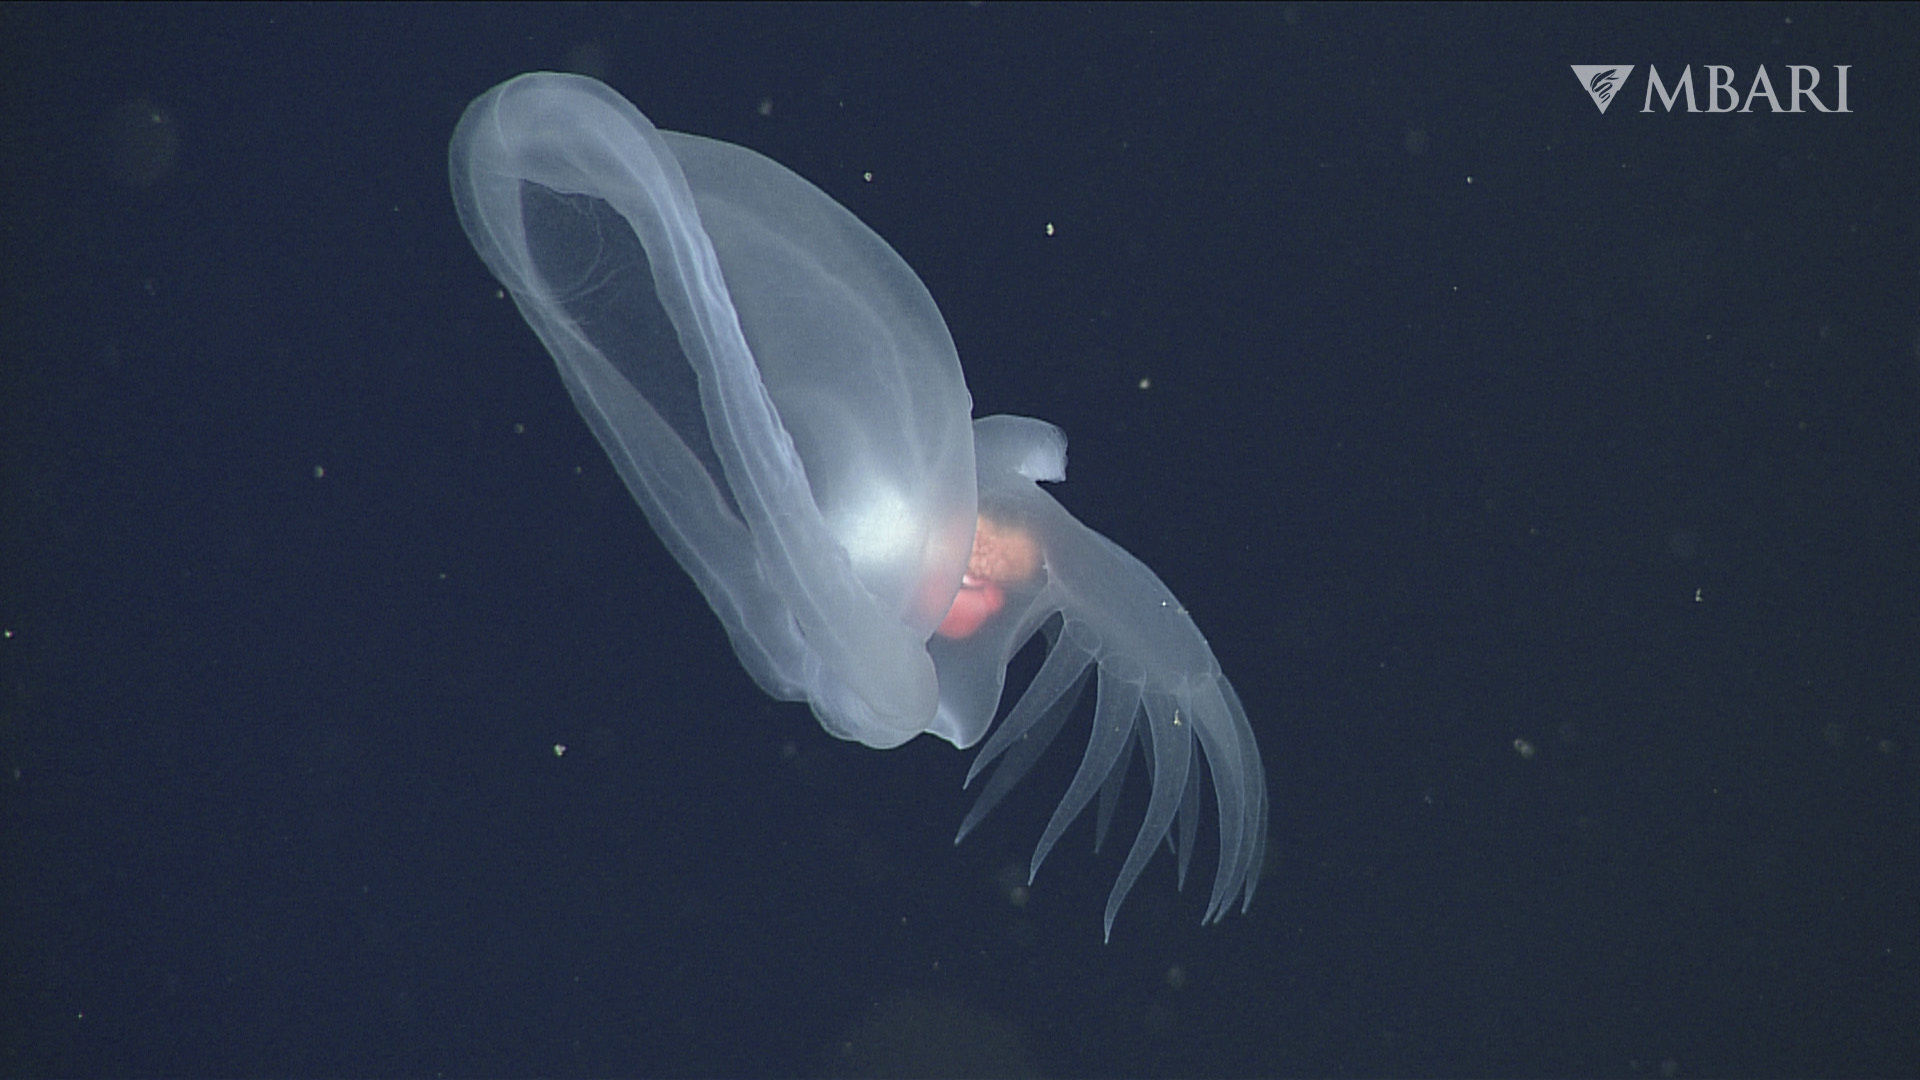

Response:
(1573, 65), (1633, 113)
(1571, 64), (1852, 115)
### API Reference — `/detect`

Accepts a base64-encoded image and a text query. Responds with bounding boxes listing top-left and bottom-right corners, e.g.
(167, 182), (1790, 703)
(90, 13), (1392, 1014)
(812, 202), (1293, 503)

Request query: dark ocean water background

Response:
(4, 5), (1916, 1076)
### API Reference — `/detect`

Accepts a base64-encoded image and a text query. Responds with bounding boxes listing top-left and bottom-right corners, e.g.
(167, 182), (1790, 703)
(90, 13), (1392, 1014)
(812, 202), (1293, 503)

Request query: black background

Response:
(5, 5), (1917, 1077)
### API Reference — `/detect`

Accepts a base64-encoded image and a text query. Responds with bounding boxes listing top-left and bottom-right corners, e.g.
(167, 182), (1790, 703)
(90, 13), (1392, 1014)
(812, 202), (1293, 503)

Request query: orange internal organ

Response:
(935, 515), (1041, 639)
